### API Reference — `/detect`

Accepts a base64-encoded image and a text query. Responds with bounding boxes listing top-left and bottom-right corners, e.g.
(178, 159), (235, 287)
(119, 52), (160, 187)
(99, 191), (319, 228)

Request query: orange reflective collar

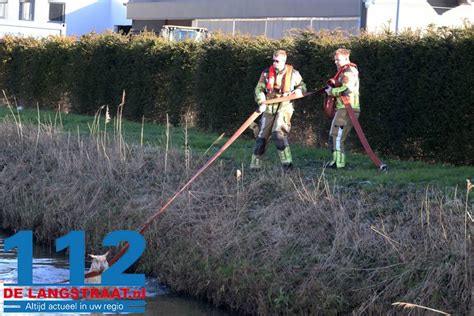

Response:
(331, 62), (357, 83)
(266, 64), (294, 93)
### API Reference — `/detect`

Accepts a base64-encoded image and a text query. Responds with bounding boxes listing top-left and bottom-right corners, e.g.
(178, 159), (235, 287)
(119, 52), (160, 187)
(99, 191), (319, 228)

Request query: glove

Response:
(324, 86), (332, 95)
(292, 89), (303, 98)
(257, 103), (266, 113)
(327, 79), (336, 87)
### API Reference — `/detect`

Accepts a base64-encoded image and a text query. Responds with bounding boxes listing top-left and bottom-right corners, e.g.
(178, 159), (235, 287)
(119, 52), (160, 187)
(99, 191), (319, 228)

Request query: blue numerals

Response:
(3, 230), (145, 286)
(102, 231), (145, 286)
(4, 230), (33, 285)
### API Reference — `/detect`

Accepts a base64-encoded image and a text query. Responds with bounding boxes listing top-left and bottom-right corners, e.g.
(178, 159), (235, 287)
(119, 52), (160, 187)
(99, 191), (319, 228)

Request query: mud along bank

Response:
(0, 122), (471, 315)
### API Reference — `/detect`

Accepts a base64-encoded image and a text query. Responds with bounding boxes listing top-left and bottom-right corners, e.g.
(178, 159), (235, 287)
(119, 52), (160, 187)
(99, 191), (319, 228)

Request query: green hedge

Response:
(0, 28), (472, 164)
(0, 36), (73, 109)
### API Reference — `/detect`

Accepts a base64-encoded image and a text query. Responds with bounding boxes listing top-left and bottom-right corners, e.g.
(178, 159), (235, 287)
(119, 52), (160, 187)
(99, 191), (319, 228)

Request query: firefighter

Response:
(324, 48), (360, 169)
(250, 49), (306, 171)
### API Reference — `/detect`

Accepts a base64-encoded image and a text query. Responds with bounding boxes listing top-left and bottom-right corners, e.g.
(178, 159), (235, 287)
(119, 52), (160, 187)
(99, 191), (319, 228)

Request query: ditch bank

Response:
(0, 122), (471, 315)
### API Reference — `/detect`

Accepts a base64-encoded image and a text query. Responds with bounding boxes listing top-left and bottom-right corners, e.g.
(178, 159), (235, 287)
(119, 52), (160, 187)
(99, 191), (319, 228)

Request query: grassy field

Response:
(0, 105), (472, 190)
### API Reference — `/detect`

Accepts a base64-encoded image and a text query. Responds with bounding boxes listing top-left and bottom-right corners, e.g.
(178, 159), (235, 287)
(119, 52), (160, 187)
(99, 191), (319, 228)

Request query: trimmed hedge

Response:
(0, 36), (74, 109)
(0, 28), (472, 164)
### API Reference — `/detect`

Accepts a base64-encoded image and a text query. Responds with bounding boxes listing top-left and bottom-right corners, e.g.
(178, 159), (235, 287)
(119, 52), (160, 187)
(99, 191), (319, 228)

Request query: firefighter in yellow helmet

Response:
(250, 49), (306, 171)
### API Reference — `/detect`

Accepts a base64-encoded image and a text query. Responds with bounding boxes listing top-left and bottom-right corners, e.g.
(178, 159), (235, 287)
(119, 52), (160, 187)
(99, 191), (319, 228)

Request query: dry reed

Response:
(0, 121), (471, 315)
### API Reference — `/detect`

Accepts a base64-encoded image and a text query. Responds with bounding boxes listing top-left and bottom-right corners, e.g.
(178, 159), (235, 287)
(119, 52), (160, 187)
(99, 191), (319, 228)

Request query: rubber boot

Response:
(250, 154), (263, 170)
(325, 151), (337, 168)
(278, 147), (293, 171)
(336, 151), (346, 169)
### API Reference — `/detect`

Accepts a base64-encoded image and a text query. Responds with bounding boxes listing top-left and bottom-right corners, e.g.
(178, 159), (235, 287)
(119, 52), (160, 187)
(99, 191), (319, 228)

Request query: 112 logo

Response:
(3, 230), (145, 286)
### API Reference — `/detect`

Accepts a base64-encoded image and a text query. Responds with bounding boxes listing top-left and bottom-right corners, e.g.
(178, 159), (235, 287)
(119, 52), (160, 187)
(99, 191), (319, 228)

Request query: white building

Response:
(363, 0), (473, 33)
(0, 0), (131, 37)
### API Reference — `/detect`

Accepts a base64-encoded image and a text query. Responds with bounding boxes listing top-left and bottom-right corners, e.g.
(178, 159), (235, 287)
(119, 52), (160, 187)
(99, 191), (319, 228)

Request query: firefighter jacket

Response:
(254, 65), (306, 113)
(330, 65), (360, 111)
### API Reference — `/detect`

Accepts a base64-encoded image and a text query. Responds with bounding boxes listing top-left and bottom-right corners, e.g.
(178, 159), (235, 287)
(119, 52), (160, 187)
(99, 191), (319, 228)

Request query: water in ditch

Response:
(0, 236), (231, 315)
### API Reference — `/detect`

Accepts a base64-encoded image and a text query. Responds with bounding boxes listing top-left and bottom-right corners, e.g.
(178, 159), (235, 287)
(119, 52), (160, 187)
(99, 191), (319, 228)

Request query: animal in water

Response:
(85, 251), (109, 284)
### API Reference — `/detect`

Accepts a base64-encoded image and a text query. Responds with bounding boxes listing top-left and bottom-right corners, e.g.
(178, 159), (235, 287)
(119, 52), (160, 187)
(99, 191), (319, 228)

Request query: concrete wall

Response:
(65, 0), (131, 36)
(65, 0), (111, 35)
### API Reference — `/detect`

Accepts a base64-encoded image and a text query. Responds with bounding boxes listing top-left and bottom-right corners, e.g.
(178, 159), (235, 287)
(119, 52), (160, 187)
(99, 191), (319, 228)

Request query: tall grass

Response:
(0, 120), (471, 315)
(0, 105), (472, 190)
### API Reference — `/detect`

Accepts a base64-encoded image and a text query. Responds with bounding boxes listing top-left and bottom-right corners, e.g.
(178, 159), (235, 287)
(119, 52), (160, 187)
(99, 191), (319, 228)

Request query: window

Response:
(19, 0), (34, 21)
(0, 0), (7, 19)
(49, 2), (65, 23)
